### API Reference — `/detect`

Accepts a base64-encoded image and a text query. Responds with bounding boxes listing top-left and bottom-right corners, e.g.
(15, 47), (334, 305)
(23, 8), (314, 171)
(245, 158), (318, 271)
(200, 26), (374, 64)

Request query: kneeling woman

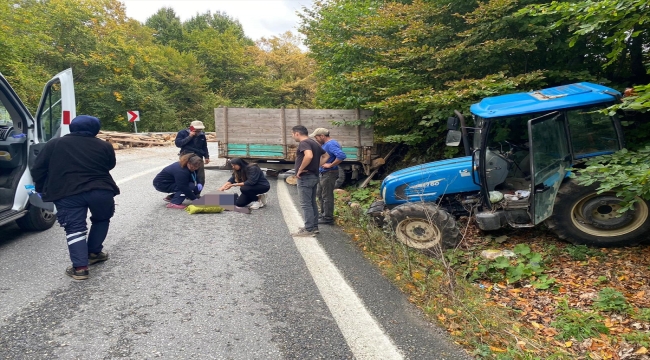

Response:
(219, 158), (270, 209)
(153, 153), (204, 209)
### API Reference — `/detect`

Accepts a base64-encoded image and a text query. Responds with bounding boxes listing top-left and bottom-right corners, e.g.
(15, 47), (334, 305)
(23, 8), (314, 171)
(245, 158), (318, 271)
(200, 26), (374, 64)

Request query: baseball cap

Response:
(190, 120), (205, 130)
(309, 128), (329, 137)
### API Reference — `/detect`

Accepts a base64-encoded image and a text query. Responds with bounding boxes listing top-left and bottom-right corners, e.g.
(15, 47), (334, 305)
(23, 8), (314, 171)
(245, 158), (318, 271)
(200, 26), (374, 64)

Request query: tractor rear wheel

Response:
(389, 203), (460, 250)
(545, 179), (650, 247)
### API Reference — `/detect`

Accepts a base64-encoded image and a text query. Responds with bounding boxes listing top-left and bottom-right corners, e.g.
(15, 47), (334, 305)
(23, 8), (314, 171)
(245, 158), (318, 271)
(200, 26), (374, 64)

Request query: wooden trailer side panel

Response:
(215, 107), (374, 163)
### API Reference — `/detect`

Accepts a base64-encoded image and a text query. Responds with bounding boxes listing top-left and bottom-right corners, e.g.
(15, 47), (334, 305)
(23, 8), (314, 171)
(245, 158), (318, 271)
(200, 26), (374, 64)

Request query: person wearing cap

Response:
(31, 115), (120, 280)
(311, 128), (347, 225)
(175, 120), (210, 192)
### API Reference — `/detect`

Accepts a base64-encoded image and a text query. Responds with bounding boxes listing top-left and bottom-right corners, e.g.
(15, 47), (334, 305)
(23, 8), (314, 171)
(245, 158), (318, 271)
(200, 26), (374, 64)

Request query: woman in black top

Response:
(219, 158), (270, 209)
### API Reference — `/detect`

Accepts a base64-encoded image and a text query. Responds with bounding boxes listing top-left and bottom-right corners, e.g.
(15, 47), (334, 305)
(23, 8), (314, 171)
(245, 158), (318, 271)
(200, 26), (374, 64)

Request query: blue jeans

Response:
(53, 190), (116, 268)
(298, 173), (319, 231)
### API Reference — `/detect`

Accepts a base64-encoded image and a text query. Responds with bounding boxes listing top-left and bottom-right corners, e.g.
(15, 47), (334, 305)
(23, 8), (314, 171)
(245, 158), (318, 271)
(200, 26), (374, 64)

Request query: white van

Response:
(0, 69), (75, 230)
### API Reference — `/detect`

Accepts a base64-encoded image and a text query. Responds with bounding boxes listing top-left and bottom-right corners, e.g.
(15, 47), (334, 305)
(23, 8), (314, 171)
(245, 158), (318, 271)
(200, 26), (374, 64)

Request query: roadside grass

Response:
(334, 188), (650, 359)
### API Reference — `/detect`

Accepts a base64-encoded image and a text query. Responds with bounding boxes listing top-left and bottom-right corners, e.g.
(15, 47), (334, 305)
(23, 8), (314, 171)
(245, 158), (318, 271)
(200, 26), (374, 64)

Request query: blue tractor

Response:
(368, 82), (650, 249)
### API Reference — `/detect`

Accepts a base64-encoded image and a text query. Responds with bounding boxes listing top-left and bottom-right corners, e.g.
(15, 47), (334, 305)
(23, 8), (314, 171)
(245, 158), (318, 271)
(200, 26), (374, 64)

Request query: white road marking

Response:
(277, 181), (404, 360)
(115, 165), (167, 186)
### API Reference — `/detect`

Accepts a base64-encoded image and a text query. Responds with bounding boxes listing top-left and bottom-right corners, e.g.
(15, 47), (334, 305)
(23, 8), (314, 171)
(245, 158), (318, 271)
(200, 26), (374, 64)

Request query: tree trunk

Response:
(629, 29), (650, 85)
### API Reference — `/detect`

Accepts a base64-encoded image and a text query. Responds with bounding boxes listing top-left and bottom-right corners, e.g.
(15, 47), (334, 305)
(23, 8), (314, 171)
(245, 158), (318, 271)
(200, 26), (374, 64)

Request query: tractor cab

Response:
(453, 82), (624, 229)
(372, 82), (650, 250)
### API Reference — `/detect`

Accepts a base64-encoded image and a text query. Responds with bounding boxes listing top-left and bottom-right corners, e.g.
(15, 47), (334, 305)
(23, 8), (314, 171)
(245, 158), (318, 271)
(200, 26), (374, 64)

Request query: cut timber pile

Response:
(97, 131), (175, 150)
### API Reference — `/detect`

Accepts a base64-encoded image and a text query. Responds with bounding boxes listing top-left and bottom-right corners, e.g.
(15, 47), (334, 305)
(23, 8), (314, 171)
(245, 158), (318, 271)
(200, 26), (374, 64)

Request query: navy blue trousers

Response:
(153, 182), (199, 205)
(53, 190), (115, 268)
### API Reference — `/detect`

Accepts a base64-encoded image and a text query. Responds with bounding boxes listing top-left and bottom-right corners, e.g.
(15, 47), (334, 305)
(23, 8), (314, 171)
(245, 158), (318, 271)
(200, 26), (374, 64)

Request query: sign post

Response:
(127, 110), (140, 133)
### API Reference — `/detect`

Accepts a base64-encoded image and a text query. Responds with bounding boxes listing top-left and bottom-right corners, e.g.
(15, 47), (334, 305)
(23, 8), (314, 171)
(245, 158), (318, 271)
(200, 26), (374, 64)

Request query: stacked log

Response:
(97, 131), (217, 150)
(97, 131), (175, 150)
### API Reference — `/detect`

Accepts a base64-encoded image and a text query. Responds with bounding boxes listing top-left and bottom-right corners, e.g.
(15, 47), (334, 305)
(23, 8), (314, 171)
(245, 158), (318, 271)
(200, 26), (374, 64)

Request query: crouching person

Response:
(218, 158), (270, 210)
(153, 154), (203, 209)
(31, 115), (120, 281)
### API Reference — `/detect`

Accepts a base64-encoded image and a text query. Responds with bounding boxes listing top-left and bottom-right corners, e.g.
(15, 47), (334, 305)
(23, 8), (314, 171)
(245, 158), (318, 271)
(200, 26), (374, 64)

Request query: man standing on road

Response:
(175, 120), (210, 191)
(291, 125), (325, 237)
(311, 128), (346, 225)
(31, 115), (120, 280)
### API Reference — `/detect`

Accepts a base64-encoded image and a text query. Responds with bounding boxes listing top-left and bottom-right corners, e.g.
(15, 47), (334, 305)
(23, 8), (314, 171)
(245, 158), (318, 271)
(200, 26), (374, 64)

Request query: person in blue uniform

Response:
(31, 115), (120, 280)
(153, 153), (204, 209)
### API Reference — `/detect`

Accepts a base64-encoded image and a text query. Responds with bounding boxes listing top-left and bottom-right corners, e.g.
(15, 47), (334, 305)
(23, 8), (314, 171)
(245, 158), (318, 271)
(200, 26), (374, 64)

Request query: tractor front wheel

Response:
(389, 203), (460, 250)
(545, 180), (650, 247)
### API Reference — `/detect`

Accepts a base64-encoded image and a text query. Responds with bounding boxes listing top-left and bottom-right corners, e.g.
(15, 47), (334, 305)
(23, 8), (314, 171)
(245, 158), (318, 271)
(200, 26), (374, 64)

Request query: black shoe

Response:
(318, 218), (334, 225)
(88, 251), (109, 265)
(65, 266), (89, 280)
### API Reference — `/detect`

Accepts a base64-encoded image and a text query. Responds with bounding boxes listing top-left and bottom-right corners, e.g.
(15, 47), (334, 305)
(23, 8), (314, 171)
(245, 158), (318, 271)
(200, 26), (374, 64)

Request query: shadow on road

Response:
(0, 223), (26, 248)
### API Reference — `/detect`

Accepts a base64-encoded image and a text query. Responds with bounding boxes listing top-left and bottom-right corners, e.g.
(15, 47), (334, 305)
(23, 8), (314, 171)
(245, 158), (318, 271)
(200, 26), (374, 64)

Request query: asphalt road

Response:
(0, 145), (470, 359)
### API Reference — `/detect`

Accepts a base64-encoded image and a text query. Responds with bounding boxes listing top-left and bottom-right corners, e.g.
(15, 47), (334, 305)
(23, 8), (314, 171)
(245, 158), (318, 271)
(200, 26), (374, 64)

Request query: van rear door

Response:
(28, 69), (76, 211)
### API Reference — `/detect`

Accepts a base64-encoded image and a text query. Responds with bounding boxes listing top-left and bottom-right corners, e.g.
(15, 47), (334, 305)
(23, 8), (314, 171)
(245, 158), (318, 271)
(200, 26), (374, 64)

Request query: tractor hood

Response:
(380, 156), (480, 206)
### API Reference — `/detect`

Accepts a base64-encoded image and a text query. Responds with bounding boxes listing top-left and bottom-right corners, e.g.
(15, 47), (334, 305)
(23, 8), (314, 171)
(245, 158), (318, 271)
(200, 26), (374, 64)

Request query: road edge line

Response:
(277, 180), (403, 360)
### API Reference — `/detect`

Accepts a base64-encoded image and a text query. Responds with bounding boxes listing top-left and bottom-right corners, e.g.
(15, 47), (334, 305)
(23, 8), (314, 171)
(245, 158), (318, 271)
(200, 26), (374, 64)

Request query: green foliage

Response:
(531, 275), (556, 290)
(592, 288), (632, 313)
(0, 0), (314, 132)
(622, 331), (650, 348)
(565, 245), (604, 261)
(299, 0), (618, 159)
(573, 147), (650, 212)
(631, 308), (650, 322)
(345, 181), (381, 210)
(524, 0), (650, 201)
(521, 0), (649, 74)
(551, 300), (610, 341)
(454, 244), (554, 286)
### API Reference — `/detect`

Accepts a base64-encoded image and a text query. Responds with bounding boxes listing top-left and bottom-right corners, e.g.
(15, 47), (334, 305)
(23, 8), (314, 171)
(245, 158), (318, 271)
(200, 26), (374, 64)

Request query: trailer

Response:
(214, 107), (376, 178)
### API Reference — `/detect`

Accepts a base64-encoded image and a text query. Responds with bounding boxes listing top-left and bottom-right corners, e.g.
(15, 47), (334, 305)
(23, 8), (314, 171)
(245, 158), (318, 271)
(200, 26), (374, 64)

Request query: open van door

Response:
(27, 69), (76, 211)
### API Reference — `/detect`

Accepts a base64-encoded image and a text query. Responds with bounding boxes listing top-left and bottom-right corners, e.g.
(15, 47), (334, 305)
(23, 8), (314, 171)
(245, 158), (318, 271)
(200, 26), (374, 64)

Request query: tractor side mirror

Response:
(447, 116), (460, 131)
(446, 130), (462, 147)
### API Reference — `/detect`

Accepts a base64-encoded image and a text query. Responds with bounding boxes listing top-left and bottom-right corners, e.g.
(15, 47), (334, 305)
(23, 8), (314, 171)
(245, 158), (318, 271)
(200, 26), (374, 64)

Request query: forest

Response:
(0, 0), (315, 132)
(1, 0), (648, 156)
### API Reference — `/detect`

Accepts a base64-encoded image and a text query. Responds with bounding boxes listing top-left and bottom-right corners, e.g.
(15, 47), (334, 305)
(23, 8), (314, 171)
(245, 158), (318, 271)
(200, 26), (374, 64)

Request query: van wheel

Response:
(389, 203), (460, 250)
(545, 179), (650, 247)
(16, 205), (57, 231)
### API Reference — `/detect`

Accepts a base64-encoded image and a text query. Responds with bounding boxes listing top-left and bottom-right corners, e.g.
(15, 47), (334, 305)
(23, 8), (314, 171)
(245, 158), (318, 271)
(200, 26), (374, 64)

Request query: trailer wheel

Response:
(389, 203), (460, 250)
(545, 179), (650, 247)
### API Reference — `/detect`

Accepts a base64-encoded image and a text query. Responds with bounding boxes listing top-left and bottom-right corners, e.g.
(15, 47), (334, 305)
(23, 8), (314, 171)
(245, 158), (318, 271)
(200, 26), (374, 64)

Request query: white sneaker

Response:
(249, 201), (261, 210)
(258, 193), (268, 207)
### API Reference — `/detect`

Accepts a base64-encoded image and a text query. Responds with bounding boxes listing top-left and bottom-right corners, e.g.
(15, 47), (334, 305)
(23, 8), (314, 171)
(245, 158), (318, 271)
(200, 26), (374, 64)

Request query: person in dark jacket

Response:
(218, 158), (270, 209)
(31, 115), (120, 281)
(153, 153), (204, 209)
(175, 120), (209, 190)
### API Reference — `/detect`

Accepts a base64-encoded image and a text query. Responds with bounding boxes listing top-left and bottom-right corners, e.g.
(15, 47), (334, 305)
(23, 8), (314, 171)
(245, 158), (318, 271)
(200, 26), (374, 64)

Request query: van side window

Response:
(38, 82), (63, 142)
(566, 107), (619, 158)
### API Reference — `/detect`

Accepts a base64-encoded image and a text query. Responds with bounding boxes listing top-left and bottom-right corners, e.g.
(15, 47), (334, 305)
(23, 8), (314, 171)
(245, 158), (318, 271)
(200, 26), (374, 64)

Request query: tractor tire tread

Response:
(545, 179), (650, 247)
(389, 202), (461, 249)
